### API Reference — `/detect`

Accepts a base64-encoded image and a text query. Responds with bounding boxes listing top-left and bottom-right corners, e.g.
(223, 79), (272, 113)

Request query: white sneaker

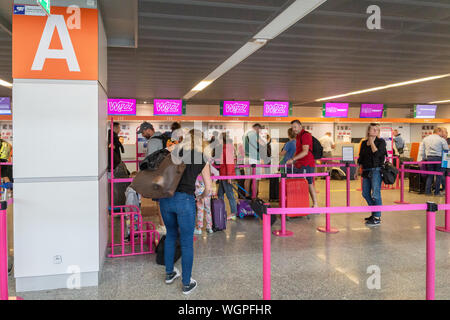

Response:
(194, 228), (202, 235)
(206, 228), (214, 234)
(182, 278), (198, 295)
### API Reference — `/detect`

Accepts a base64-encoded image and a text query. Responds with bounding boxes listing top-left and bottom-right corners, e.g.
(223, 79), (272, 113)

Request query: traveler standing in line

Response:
(108, 122), (125, 172)
(243, 123), (263, 198)
(138, 121), (166, 235)
(0, 138), (12, 182)
(318, 132), (335, 173)
(280, 128), (297, 169)
(358, 123), (387, 227)
(286, 120), (318, 208)
(393, 129), (405, 155)
(420, 127), (449, 196)
(160, 129), (212, 295)
(217, 132), (238, 221)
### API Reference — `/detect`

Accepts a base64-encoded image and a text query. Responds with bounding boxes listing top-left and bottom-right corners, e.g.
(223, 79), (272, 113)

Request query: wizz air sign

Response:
(222, 101), (250, 117)
(108, 99), (136, 116)
(263, 101), (290, 117)
(154, 99), (183, 116)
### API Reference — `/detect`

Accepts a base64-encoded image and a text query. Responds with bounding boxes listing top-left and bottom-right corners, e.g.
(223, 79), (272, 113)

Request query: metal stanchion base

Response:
(436, 226), (450, 233)
(394, 201), (410, 204)
(8, 296), (23, 300)
(272, 230), (293, 237)
(317, 226), (339, 234)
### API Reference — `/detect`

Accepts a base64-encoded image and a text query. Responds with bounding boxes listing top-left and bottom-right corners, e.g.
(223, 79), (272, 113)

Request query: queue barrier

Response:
(0, 183), (22, 300)
(262, 202), (450, 301)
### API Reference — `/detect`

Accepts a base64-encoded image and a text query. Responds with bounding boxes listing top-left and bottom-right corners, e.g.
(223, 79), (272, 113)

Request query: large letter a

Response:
(32, 15), (80, 72)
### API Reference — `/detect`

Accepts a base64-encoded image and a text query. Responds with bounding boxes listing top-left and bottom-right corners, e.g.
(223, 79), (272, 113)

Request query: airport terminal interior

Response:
(0, 0), (450, 300)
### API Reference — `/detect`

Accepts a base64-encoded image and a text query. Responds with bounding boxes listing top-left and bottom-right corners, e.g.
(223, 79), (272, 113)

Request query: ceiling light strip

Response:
(315, 74), (450, 101)
(0, 79), (12, 88)
(429, 99), (450, 104)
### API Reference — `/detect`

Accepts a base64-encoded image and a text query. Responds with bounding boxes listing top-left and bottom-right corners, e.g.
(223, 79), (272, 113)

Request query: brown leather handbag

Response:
(131, 153), (186, 199)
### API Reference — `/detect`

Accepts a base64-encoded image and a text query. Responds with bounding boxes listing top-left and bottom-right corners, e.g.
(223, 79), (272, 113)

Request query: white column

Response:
(12, 0), (108, 291)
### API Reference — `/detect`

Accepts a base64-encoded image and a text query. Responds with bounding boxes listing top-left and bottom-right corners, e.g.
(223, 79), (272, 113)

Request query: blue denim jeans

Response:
(362, 168), (382, 218)
(293, 166), (315, 184)
(218, 181), (237, 214)
(159, 192), (196, 286)
(425, 156), (443, 195)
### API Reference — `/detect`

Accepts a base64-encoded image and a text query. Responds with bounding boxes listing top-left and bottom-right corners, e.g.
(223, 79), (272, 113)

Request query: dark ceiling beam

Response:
(362, 0), (450, 10)
(138, 12), (263, 25)
(139, 0), (280, 12)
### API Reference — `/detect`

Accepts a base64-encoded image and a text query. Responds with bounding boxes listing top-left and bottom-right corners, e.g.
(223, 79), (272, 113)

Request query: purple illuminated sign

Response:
(263, 101), (290, 117)
(323, 103), (349, 118)
(360, 104), (384, 118)
(222, 101), (250, 117)
(415, 105), (437, 119)
(0, 98), (11, 115)
(154, 99), (183, 116)
(108, 99), (136, 116)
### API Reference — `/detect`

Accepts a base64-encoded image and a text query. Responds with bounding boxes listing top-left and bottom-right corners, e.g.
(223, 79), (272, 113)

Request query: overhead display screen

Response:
(322, 103), (349, 118)
(360, 104), (384, 118)
(414, 105), (437, 119)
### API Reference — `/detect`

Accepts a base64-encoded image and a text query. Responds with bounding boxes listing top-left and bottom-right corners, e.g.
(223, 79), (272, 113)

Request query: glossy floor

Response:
(7, 180), (450, 300)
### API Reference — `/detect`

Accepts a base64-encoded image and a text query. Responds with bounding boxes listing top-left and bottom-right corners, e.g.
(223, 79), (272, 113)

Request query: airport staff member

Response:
(420, 127), (449, 196)
(319, 132), (335, 159)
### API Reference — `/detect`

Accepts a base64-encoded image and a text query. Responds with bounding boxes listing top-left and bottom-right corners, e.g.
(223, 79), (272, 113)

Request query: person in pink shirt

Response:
(218, 133), (238, 220)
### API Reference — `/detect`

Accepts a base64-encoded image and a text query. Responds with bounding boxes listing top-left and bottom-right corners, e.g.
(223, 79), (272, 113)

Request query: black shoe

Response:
(365, 216), (381, 227)
(182, 279), (198, 295)
(165, 267), (181, 284)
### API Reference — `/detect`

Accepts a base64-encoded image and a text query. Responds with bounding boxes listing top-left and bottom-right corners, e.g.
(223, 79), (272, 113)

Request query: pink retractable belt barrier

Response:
(437, 175), (450, 233)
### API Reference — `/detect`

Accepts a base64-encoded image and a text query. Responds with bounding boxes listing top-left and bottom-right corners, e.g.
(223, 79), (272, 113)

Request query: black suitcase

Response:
(269, 177), (280, 202)
(408, 165), (426, 194)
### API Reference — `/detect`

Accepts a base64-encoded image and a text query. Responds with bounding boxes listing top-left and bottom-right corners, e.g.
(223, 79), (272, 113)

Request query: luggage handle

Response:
(284, 164), (294, 175)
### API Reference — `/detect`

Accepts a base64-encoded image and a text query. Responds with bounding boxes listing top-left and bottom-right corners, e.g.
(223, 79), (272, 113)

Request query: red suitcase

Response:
(283, 178), (310, 217)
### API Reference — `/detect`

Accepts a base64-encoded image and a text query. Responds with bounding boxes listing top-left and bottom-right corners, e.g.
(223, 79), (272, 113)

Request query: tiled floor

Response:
(7, 180), (450, 300)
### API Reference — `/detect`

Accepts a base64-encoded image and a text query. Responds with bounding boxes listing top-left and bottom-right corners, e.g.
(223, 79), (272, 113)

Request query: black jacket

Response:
(358, 137), (387, 170)
(108, 131), (124, 170)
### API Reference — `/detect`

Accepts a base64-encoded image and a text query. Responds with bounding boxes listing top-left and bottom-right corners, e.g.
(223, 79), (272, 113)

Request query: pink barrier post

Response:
(273, 176), (293, 237)
(346, 164), (350, 207)
(426, 202), (437, 300)
(262, 211), (271, 300)
(0, 201), (8, 300)
(252, 165), (257, 199)
(395, 164), (410, 204)
(436, 174), (450, 233)
(317, 175), (339, 234)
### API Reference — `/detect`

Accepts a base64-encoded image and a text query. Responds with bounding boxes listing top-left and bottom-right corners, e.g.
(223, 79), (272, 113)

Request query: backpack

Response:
(331, 167), (346, 180)
(381, 162), (398, 185)
(151, 132), (171, 149)
(0, 141), (11, 160)
(301, 131), (323, 160)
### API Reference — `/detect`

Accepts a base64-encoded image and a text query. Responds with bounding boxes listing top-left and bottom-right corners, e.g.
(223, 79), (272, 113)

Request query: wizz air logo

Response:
(265, 103), (288, 116)
(108, 101), (134, 113)
(224, 103), (248, 114)
(155, 101), (181, 114)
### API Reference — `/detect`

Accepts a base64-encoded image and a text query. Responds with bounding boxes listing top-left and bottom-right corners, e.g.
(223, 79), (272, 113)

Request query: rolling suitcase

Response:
(269, 177), (280, 201)
(211, 198), (227, 231)
(283, 165), (310, 217)
(408, 165), (426, 194)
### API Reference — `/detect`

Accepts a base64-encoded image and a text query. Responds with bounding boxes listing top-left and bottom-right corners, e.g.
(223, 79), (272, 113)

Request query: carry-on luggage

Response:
(283, 165), (310, 217)
(233, 184), (258, 219)
(155, 235), (182, 266)
(237, 168), (252, 199)
(131, 153), (186, 199)
(408, 165), (426, 194)
(211, 198), (227, 231)
(269, 177), (280, 201)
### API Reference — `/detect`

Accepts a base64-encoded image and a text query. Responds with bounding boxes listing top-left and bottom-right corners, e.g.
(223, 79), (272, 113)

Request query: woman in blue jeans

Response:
(358, 124), (387, 227)
(159, 129), (212, 295)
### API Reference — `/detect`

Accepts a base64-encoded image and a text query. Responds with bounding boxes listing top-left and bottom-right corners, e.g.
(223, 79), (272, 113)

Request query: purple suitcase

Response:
(211, 198), (227, 231)
(237, 200), (258, 219)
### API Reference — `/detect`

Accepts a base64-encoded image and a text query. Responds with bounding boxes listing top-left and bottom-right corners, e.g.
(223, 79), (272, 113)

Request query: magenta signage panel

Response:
(323, 103), (349, 118)
(360, 104), (384, 118)
(222, 101), (250, 117)
(108, 99), (136, 116)
(154, 99), (183, 116)
(263, 101), (290, 117)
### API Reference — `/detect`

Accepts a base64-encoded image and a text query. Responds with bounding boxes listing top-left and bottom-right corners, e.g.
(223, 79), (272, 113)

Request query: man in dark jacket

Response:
(108, 122), (125, 171)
